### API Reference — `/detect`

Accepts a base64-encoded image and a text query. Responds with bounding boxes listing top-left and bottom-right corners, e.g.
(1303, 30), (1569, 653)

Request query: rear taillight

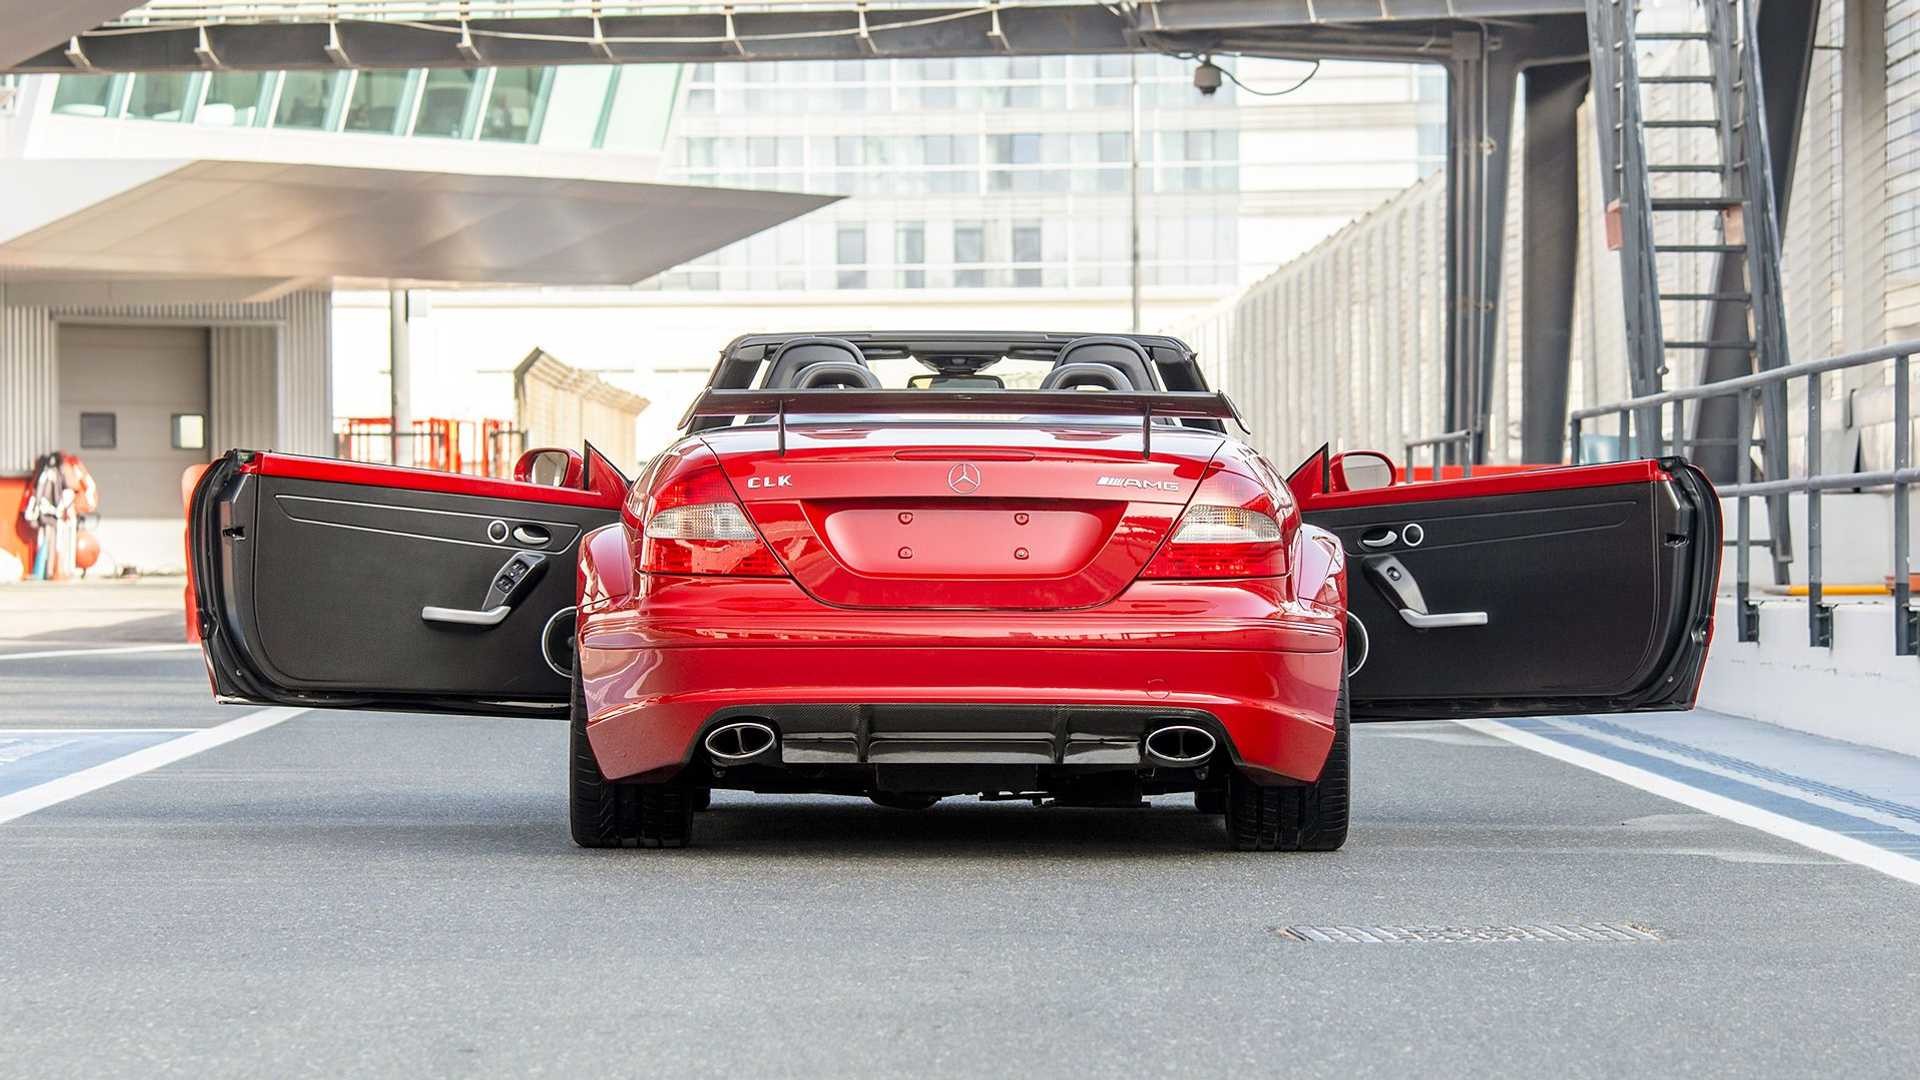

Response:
(631, 453), (785, 577)
(1141, 466), (1292, 580)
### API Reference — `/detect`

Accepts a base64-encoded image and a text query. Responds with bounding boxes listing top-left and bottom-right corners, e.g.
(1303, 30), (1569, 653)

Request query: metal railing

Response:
(1403, 430), (1475, 482)
(1569, 341), (1918, 658)
(334, 417), (525, 478)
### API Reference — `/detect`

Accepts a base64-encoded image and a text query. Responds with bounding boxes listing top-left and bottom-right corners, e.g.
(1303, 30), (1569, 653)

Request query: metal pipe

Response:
(1737, 388), (1754, 643)
(389, 288), (411, 468)
(1808, 368), (1827, 647)
(1570, 339), (1920, 421)
(1128, 52), (1142, 334)
(1896, 352), (1914, 656)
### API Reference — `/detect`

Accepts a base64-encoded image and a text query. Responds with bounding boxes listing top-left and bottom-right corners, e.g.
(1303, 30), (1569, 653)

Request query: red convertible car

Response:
(188, 332), (1719, 851)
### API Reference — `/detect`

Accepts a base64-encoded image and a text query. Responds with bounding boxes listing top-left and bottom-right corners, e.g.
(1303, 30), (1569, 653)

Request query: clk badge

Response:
(947, 463), (982, 494)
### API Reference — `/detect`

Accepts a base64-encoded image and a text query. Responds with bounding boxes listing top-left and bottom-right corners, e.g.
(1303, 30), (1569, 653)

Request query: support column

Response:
(1842, 0), (1888, 352)
(1444, 30), (1520, 464)
(1520, 60), (1590, 463)
(388, 289), (411, 468)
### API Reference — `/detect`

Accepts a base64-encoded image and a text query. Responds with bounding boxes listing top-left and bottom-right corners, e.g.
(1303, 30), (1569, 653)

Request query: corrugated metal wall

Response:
(0, 292), (58, 471)
(0, 290), (331, 473)
(211, 325), (281, 453)
(1182, 175), (1450, 466)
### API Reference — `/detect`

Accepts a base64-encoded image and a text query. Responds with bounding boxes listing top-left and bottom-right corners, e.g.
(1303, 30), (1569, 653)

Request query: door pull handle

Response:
(1359, 528), (1398, 549)
(1398, 609), (1487, 629)
(1361, 554), (1489, 631)
(422, 605), (512, 627)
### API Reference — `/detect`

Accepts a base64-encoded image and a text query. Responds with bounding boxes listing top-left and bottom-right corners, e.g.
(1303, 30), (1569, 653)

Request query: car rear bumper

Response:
(577, 577), (1344, 784)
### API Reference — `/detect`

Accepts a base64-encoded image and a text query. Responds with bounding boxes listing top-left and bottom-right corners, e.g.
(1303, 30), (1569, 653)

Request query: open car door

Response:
(1298, 456), (1720, 721)
(189, 448), (626, 717)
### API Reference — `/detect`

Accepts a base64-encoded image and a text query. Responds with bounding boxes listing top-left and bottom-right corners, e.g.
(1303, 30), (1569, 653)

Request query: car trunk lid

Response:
(703, 422), (1223, 609)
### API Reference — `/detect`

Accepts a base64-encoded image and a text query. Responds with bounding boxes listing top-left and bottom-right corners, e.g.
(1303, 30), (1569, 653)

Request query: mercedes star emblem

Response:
(946, 462), (982, 494)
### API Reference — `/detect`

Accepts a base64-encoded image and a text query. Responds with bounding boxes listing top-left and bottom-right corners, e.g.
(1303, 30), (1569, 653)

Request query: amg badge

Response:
(1096, 476), (1181, 492)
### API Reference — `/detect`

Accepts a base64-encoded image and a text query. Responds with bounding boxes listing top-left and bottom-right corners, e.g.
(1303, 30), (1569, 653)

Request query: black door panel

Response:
(272, 492), (583, 554)
(193, 455), (619, 717)
(1306, 461), (1718, 721)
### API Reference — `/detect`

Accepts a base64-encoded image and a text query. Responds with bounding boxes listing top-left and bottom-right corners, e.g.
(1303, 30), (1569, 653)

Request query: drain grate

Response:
(1274, 923), (1661, 943)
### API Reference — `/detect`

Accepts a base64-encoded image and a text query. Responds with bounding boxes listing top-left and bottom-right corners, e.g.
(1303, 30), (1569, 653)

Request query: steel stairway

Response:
(1585, 0), (1794, 596)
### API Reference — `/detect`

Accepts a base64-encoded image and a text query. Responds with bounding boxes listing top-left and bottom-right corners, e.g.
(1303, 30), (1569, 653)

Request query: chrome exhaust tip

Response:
(1142, 724), (1217, 767)
(703, 721), (778, 763)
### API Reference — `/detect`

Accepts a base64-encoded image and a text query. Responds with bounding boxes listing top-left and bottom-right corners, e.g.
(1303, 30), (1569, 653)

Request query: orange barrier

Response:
(181, 463), (209, 643)
(334, 417), (523, 477)
(0, 476), (33, 579)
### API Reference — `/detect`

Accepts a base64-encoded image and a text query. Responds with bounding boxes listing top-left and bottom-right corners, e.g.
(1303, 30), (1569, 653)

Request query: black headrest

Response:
(765, 336), (868, 389)
(796, 361), (882, 390)
(1039, 362), (1131, 391)
(1051, 336), (1156, 390)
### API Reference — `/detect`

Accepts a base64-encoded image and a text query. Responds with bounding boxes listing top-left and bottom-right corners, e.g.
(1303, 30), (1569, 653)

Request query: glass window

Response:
(50, 75), (120, 117)
(199, 72), (265, 126)
(601, 65), (681, 151)
(415, 68), (479, 137)
(1013, 223), (1043, 287)
(79, 413), (116, 450)
(955, 223), (985, 288)
(535, 66), (614, 149)
(481, 67), (550, 142)
(125, 74), (193, 121)
(343, 69), (412, 134)
(171, 414), (207, 451)
(896, 223), (925, 289)
(836, 225), (867, 289)
(274, 72), (340, 130)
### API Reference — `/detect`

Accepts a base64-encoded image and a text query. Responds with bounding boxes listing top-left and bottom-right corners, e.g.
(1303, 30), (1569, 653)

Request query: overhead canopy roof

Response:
(7, 0), (1581, 71)
(0, 1), (140, 68)
(0, 159), (836, 294)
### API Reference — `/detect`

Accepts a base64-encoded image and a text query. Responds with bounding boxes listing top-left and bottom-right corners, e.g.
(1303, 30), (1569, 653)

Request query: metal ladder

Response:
(1586, 0), (1794, 600)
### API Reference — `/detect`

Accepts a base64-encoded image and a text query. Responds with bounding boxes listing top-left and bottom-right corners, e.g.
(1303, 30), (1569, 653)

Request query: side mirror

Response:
(1329, 451), (1396, 492)
(515, 447), (584, 489)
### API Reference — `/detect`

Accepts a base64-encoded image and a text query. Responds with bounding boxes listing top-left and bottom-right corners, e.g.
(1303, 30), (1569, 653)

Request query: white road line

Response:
(0, 707), (304, 826)
(0, 729), (197, 735)
(1461, 718), (1920, 888)
(0, 643), (200, 662)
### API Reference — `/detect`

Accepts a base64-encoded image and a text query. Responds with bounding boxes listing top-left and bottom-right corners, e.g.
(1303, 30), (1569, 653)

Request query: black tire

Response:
(1225, 671), (1350, 852)
(1193, 786), (1227, 815)
(568, 667), (694, 849)
(692, 787), (713, 812)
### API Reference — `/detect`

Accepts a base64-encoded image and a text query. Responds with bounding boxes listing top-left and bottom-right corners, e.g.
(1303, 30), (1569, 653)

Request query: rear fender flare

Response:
(1292, 522), (1346, 613)
(577, 522), (633, 614)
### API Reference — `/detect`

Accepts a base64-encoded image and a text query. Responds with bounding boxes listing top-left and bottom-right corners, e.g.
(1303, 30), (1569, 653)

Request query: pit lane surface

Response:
(4, 645), (1919, 1078)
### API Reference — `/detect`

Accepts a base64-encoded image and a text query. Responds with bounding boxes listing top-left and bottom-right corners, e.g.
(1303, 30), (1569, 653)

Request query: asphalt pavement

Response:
(2, 633), (1919, 1077)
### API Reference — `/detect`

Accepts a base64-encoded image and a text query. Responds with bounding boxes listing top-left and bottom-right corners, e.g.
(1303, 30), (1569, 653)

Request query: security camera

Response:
(1193, 60), (1223, 96)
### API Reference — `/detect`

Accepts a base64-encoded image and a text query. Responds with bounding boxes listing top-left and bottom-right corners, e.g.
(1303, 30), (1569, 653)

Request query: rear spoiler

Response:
(681, 388), (1245, 457)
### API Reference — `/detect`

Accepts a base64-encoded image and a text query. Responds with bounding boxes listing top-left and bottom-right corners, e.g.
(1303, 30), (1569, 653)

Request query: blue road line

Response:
(1562, 715), (1920, 828)
(1506, 718), (1920, 859)
(0, 732), (188, 799)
